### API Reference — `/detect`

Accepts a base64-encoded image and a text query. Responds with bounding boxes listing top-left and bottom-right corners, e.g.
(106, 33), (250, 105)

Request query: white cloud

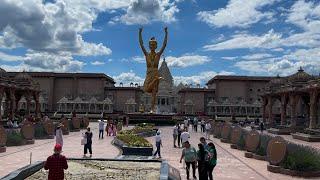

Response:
(286, 0), (320, 33)
(112, 70), (144, 86)
(221, 56), (237, 60)
(203, 29), (282, 51)
(91, 61), (105, 65)
(173, 71), (234, 85)
(165, 55), (211, 68)
(109, 0), (179, 25)
(197, 0), (278, 28)
(0, 51), (24, 62)
(132, 56), (145, 63)
(241, 53), (273, 60)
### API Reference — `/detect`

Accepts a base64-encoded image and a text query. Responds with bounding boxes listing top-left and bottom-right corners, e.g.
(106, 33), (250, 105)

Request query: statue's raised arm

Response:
(139, 27), (147, 56)
(158, 27), (168, 55)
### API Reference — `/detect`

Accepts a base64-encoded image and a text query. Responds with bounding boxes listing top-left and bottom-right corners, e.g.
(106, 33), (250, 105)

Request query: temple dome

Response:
(286, 67), (313, 83)
(158, 58), (173, 86)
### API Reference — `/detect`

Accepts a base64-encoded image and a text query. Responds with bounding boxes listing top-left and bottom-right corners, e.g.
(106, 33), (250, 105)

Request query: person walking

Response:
(173, 124), (178, 148)
(55, 123), (63, 147)
(98, 120), (105, 139)
(200, 137), (208, 150)
(180, 141), (197, 180)
(197, 143), (208, 180)
(205, 121), (211, 140)
(193, 117), (198, 132)
(201, 119), (205, 133)
(180, 129), (190, 147)
(184, 118), (189, 131)
(207, 142), (217, 180)
(177, 124), (182, 148)
(83, 127), (93, 157)
(260, 121), (264, 133)
(44, 144), (68, 180)
(153, 130), (162, 158)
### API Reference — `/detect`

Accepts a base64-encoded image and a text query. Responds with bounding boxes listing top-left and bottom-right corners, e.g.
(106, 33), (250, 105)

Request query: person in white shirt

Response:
(98, 120), (105, 139)
(153, 130), (162, 158)
(184, 118), (189, 131)
(173, 124), (178, 148)
(181, 129), (190, 147)
(205, 122), (212, 140)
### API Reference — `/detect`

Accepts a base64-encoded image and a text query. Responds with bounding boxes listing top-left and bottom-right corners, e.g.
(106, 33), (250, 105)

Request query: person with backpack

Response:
(207, 142), (217, 180)
(177, 124), (182, 147)
(180, 141), (197, 180)
(197, 143), (208, 180)
(173, 124), (179, 148)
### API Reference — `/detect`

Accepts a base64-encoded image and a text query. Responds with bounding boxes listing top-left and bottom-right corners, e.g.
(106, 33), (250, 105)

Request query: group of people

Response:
(98, 119), (118, 139)
(180, 138), (217, 180)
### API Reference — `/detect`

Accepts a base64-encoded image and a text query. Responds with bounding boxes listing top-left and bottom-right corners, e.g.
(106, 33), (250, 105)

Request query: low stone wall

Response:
(267, 165), (320, 178)
(1, 161), (44, 180)
(1, 158), (180, 180)
(113, 138), (153, 156)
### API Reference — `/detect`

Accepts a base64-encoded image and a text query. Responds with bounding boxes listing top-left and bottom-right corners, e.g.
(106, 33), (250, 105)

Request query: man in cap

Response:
(44, 144), (68, 180)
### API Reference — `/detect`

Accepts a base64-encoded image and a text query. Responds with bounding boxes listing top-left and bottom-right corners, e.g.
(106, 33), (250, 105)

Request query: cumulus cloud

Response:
(112, 70), (144, 86)
(0, 51), (24, 62)
(165, 55), (211, 68)
(109, 0), (179, 25)
(197, 0), (278, 28)
(203, 29), (282, 51)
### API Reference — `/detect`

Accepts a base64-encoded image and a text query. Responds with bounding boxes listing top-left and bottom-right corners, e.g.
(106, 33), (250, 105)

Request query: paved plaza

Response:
(1, 123), (319, 179)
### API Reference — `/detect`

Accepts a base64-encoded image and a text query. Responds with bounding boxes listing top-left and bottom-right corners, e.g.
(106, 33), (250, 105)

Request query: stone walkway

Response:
(1, 124), (318, 179)
(147, 126), (318, 180)
(0, 123), (119, 178)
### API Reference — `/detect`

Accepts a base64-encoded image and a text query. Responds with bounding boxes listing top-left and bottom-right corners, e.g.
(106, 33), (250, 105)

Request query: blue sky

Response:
(0, 0), (320, 86)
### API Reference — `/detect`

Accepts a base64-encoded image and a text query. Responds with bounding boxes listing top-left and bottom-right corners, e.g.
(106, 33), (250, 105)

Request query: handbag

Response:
(81, 134), (87, 145)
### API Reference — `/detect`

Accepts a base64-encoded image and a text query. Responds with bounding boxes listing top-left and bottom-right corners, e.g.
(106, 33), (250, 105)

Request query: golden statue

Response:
(139, 27), (168, 112)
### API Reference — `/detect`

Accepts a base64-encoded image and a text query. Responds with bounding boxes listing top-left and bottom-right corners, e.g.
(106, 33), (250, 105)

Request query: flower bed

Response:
(116, 134), (152, 148)
(6, 131), (25, 147)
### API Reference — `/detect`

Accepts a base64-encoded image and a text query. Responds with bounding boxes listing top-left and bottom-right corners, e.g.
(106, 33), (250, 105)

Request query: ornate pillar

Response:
(289, 94), (299, 127)
(268, 96), (274, 125)
(280, 94), (288, 125)
(309, 90), (318, 129)
(0, 87), (4, 120)
(9, 89), (16, 119)
(26, 93), (31, 115)
(262, 97), (267, 122)
(34, 92), (40, 117)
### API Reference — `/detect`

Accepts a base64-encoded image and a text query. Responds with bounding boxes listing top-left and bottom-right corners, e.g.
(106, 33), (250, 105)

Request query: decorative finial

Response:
(163, 55), (165, 62)
(299, 66), (304, 72)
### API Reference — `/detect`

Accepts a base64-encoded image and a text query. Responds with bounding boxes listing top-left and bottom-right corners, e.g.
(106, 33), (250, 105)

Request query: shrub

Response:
(255, 134), (272, 156)
(34, 123), (47, 138)
(280, 143), (320, 172)
(119, 126), (155, 135)
(6, 131), (25, 146)
(117, 134), (152, 147)
(136, 123), (155, 128)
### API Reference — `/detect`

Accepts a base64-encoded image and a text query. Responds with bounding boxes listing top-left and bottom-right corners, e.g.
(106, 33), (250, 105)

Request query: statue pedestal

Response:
(0, 146), (6, 153)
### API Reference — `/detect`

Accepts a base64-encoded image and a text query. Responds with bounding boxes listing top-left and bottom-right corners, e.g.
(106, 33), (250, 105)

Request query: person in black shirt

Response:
(83, 127), (93, 157)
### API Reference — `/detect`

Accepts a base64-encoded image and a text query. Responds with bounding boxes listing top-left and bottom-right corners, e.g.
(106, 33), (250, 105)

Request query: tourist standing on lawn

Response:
(98, 119), (105, 139)
(173, 124), (178, 148)
(207, 142), (217, 180)
(44, 144), (68, 180)
(205, 121), (211, 140)
(153, 130), (162, 158)
(197, 143), (208, 180)
(181, 128), (190, 146)
(83, 127), (93, 157)
(180, 141), (197, 180)
(55, 123), (64, 147)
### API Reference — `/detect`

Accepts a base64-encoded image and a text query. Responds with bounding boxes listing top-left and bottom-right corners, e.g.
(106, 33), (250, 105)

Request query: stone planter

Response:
(113, 137), (153, 156)
(0, 126), (7, 153)
(267, 164), (320, 177)
(292, 132), (320, 142)
(244, 152), (266, 161)
(220, 138), (230, 143)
